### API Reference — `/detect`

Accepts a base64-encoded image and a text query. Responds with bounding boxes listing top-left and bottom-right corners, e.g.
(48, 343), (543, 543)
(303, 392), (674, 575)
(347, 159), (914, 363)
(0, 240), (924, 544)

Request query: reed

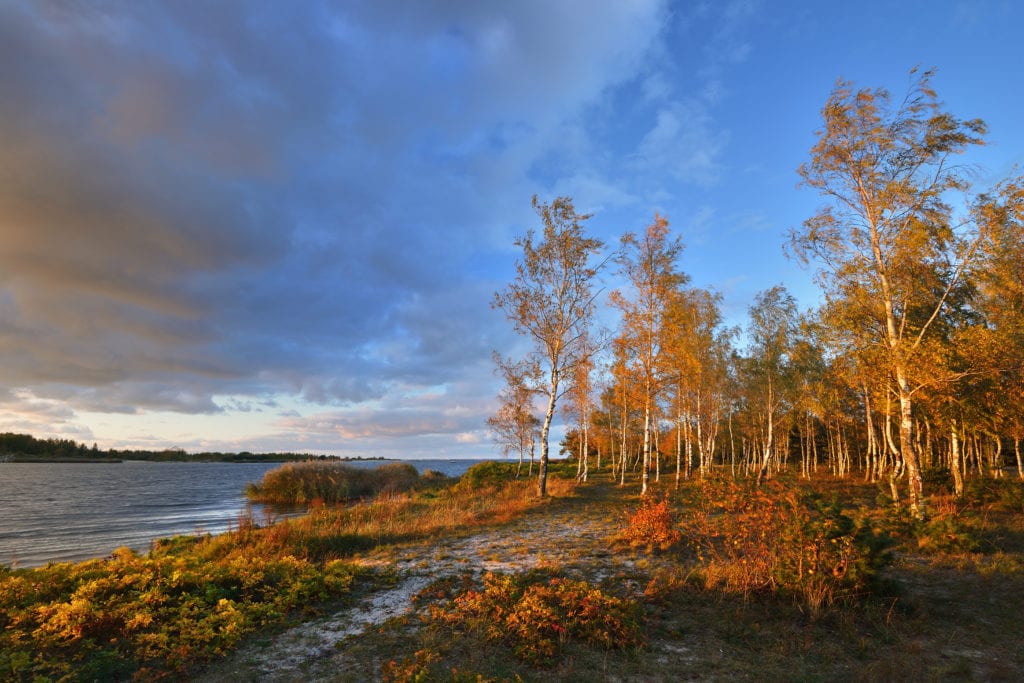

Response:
(245, 460), (425, 504)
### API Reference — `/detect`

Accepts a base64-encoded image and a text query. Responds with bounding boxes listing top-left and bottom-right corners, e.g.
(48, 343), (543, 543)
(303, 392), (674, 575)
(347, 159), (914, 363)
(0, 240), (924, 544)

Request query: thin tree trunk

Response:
(576, 435), (585, 478)
(641, 395), (651, 496)
(579, 413), (590, 482)
(756, 383), (774, 486)
(864, 387), (877, 483)
(1015, 437), (1023, 481)
(538, 374), (558, 498)
(619, 395), (628, 486)
(990, 434), (1002, 479)
(728, 410), (736, 480)
(951, 417), (963, 497)
(654, 420), (661, 484)
(676, 401), (683, 489)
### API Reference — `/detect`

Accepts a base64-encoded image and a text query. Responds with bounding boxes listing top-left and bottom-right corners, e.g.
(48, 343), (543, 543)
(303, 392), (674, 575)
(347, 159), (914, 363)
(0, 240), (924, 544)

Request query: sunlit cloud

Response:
(1, 0), (1021, 454)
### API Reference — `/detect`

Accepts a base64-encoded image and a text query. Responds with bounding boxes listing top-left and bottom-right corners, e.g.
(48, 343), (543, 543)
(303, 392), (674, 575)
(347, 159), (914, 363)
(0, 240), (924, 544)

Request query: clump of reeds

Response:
(245, 460), (423, 504)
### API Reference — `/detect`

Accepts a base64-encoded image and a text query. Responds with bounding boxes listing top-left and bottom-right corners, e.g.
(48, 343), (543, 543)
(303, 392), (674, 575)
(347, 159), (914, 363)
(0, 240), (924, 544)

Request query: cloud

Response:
(0, 1), (672, 449)
(0, 389), (96, 441)
(632, 102), (727, 187)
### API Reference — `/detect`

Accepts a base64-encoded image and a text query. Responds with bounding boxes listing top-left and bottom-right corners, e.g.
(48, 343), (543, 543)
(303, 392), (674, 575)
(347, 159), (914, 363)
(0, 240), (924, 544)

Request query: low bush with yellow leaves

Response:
(428, 570), (643, 667)
(0, 469), (563, 680)
(0, 543), (366, 681)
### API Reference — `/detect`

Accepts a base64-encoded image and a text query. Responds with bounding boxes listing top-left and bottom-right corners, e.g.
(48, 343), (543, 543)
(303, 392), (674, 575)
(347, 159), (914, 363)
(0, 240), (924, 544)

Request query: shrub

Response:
(430, 570), (643, 666)
(679, 477), (892, 613)
(915, 515), (983, 554)
(0, 464), (567, 679)
(619, 495), (683, 550)
(963, 477), (1024, 513)
(921, 468), (956, 496)
(0, 547), (367, 680)
(456, 461), (518, 490)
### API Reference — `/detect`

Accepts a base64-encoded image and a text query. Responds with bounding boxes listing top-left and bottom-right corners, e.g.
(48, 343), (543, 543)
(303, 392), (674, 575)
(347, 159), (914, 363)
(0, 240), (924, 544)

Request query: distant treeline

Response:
(0, 432), (376, 463)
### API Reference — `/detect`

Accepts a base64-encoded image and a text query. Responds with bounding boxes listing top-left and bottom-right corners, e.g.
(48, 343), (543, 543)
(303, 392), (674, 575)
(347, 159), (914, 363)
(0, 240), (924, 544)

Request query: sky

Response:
(1, 0), (1022, 458)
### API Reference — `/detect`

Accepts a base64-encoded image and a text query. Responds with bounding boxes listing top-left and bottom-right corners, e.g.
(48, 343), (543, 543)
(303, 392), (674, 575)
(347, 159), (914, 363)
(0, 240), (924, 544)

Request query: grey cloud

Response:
(274, 402), (485, 442)
(0, 0), (671, 447)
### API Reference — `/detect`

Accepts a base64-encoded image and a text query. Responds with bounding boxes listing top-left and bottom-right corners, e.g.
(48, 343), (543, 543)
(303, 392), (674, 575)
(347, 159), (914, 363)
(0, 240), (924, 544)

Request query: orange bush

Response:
(620, 495), (682, 550)
(678, 476), (891, 612)
(431, 570), (642, 666)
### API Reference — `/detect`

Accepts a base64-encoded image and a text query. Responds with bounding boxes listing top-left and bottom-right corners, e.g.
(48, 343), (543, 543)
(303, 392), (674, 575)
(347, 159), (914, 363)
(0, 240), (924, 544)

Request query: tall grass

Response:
(245, 460), (425, 504)
(238, 466), (576, 561)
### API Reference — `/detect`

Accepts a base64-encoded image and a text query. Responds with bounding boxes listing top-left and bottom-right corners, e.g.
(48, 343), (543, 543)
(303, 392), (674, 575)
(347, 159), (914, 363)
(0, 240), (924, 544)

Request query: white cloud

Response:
(632, 101), (727, 187)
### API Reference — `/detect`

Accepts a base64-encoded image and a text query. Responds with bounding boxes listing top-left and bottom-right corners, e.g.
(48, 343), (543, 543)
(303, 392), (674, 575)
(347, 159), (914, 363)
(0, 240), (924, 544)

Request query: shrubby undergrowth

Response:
(0, 541), (369, 681)
(384, 568), (642, 679)
(669, 476), (893, 613)
(618, 495), (682, 550)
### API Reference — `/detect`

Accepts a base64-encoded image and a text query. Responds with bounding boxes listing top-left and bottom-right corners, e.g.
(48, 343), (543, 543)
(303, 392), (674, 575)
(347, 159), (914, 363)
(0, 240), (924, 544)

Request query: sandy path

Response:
(199, 485), (642, 682)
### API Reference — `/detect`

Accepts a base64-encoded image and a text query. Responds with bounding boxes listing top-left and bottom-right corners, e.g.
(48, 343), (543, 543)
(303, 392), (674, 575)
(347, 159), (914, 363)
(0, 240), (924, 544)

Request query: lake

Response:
(0, 458), (487, 568)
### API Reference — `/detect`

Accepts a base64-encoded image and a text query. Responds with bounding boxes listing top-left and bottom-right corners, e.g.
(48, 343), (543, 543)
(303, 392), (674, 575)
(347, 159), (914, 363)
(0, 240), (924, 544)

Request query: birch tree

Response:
(610, 215), (687, 495)
(744, 285), (799, 486)
(791, 69), (987, 517)
(493, 196), (605, 497)
(487, 355), (541, 478)
(663, 287), (733, 482)
(975, 179), (1024, 478)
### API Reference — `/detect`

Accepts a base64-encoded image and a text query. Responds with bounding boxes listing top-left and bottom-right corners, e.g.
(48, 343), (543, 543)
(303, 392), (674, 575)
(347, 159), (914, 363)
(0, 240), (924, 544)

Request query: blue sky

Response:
(1, 1), (1021, 457)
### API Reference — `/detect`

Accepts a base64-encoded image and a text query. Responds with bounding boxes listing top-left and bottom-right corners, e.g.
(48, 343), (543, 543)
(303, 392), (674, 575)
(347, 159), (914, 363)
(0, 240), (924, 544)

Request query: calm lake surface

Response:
(0, 459), (485, 569)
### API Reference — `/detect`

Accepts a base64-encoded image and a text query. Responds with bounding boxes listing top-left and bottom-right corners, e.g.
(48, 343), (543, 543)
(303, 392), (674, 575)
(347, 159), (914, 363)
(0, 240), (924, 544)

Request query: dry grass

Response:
(316, 470), (1024, 683)
(0, 464), (577, 681)
(12, 462), (1020, 682)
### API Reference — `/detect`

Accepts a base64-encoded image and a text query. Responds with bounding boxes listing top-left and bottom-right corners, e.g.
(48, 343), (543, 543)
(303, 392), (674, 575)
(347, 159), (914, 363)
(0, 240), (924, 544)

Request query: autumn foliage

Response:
(620, 495), (682, 550)
(430, 570), (642, 666)
(678, 477), (891, 610)
(0, 468), (563, 680)
(0, 542), (367, 680)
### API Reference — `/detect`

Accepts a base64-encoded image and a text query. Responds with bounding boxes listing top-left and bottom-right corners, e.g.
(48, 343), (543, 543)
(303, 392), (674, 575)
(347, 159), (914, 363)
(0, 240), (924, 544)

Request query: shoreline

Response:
(1, 456), (123, 464)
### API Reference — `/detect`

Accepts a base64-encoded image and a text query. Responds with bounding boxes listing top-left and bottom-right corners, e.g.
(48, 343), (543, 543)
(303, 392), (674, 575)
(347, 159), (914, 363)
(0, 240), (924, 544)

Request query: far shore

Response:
(1, 455), (123, 464)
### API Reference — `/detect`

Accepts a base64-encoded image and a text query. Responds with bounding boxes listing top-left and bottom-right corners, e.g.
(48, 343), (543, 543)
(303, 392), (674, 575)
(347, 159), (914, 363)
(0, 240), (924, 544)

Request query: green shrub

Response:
(0, 464), (558, 680)
(921, 468), (956, 495)
(0, 547), (366, 680)
(544, 458), (579, 479)
(963, 477), (1024, 512)
(915, 515), (983, 554)
(457, 461), (517, 490)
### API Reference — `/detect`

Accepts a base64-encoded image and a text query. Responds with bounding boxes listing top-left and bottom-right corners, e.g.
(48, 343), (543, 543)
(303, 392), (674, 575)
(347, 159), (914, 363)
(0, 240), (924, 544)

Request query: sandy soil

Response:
(198, 485), (644, 682)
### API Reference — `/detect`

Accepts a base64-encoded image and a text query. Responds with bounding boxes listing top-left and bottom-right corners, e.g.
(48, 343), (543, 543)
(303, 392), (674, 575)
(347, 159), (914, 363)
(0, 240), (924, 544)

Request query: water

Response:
(0, 458), (487, 569)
